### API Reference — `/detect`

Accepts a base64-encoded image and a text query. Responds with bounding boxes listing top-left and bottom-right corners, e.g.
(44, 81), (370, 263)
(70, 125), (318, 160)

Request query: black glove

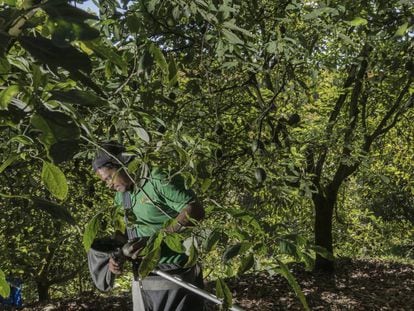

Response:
(110, 248), (126, 265)
(122, 237), (149, 260)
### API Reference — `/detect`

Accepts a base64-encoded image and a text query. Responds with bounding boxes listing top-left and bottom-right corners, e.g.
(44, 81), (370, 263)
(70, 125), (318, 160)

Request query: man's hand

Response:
(108, 257), (123, 275)
(122, 237), (149, 260)
(165, 201), (205, 233)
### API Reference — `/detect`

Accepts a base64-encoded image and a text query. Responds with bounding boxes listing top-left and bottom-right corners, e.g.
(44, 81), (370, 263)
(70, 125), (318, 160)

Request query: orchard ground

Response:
(17, 258), (414, 311)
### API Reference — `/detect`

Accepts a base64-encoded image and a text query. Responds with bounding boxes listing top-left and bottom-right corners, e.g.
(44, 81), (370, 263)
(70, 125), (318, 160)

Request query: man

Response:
(89, 142), (205, 311)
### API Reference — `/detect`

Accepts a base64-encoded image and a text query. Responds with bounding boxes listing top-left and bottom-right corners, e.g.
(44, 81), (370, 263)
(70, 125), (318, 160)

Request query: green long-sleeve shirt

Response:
(115, 168), (195, 264)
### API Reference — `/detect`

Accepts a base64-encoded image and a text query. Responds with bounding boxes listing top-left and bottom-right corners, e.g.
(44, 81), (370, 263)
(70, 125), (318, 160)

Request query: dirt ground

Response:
(12, 259), (414, 310)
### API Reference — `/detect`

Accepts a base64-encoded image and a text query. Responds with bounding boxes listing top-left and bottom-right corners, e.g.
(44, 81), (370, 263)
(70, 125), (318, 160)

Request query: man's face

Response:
(96, 166), (132, 192)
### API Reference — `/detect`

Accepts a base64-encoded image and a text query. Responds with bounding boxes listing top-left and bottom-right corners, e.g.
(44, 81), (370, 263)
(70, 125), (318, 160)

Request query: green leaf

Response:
(195, 0), (209, 10)
(19, 35), (92, 74)
(127, 158), (140, 174)
(201, 178), (212, 193)
(0, 32), (11, 56)
(41, 161), (68, 200)
(275, 260), (310, 311)
(83, 212), (103, 251)
(141, 231), (164, 257)
(8, 135), (34, 145)
(137, 50), (154, 76)
(303, 7), (338, 20)
(172, 144), (187, 162)
(7, 56), (30, 72)
(41, 2), (98, 22)
(222, 28), (243, 45)
(48, 18), (100, 47)
(168, 57), (178, 87)
(30, 109), (62, 145)
(0, 85), (20, 110)
(215, 278), (232, 309)
(203, 229), (221, 252)
(147, 0), (161, 13)
(164, 234), (185, 253)
(345, 17), (368, 26)
(236, 213), (263, 232)
(152, 231), (164, 249)
(139, 246), (161, 278)
(238, 253), (255, 275)
(49, 140), (80, 164)
(1, 0), (16, 6)
(338, 33), (356, 46)
(149, 44), (168, 76)
(0, 269), (10, 299)
(32, 64), (43, 90)
(182, 172), (196, 189)
(49, 89), (107, 107)
(30, 196), (75, 225)
(222, 21), (253, 37)
(0, 57), (11, 74)
(184, 242), (198, 268)
(84, 40), (127, 73)
(279, 239), (297, 257)
(299, 250), (314, 271)
(311, 245), (335, 261)
(303, 9), (323, 20)
(222, 243), (242, 263)
(126, 14), (141, 33)
(0, 154), (19, 174)
(31, 110), (80, 163)
(136, 127), (150, 143)
(394, 22), (408, 37)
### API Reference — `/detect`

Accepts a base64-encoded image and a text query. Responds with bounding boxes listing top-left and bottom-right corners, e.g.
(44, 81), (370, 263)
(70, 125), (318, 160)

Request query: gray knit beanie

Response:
(92, 142), (133, 171)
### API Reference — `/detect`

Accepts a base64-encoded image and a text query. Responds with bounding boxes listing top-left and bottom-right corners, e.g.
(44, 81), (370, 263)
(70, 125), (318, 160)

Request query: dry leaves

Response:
(19, 259), (414, 310)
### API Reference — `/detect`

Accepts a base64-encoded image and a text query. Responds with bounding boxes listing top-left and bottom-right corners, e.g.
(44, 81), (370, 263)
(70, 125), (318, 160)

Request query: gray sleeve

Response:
(87, 248), (115, 292)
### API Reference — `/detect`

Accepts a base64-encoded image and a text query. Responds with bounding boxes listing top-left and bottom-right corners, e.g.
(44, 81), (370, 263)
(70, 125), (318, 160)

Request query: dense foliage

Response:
(0, 0), (413, 308)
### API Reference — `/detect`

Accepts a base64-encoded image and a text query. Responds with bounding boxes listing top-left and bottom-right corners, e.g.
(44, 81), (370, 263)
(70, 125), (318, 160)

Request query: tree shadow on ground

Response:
(225, 258), (414, 310)
(14, 259), (414, 311)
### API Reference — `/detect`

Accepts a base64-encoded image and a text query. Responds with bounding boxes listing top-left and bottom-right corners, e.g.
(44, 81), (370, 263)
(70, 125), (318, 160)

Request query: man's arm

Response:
(165, 200), (205, 233)
(120, 201), (204, 260)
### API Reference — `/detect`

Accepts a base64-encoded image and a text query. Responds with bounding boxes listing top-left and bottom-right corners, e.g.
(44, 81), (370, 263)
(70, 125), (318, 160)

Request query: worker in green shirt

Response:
(90, 142), (205, 311)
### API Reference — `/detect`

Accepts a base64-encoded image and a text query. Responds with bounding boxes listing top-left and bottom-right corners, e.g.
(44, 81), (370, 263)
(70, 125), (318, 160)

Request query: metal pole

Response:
(153, 269), (245, 311)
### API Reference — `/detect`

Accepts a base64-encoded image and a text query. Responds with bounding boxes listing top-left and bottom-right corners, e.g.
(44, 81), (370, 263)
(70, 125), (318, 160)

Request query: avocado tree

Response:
(292, 0), (413, 271)
(199, 0), (413, 272)
(0, 0), (413, 304)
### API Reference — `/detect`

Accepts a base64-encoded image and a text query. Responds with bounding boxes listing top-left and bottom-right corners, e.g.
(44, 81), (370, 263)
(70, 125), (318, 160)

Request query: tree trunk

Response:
(313, 193), (335, 273)
(36, 281), (50, 302)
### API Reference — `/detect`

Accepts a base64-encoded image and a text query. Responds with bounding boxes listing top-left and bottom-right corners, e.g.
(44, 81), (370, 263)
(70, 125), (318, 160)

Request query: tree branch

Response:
(248, 73), (267, 109)
(360, 89), (369, 134)
(37, 232), (69, 282)
(49, 269), (81, 286)
(111, 46), (138, 96)
(257, 72), (287, 139)
(328, 46), (371, 193)
(342, 45), (370, 154)
(314, 63), (358, 181)
(367, 78), (412, 146)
